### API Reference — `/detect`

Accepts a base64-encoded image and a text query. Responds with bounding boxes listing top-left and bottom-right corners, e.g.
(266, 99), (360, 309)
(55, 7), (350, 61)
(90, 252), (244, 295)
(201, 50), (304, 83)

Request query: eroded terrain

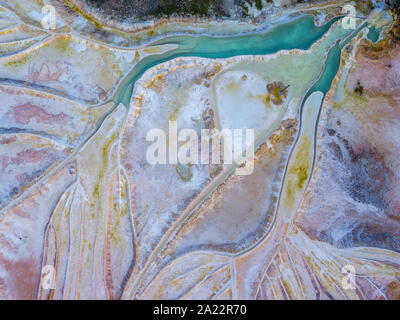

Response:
(0, 0), (399, 300)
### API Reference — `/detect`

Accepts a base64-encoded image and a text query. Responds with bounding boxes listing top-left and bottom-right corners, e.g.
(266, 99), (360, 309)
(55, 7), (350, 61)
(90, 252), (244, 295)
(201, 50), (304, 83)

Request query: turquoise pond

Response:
(112, 15), (343, 107)
(367, 25), (381, 43)
(111, 14), (370, 113)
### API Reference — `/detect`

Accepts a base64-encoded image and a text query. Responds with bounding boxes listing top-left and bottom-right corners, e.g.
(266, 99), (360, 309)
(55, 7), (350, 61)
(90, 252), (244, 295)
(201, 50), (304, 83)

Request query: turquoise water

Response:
(367, 25), (381, 43)
(303, 21), (368, 101)
(308, 41), (342, 95)
(152, 15), (342, 57)
(112, 15), (343, 107)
